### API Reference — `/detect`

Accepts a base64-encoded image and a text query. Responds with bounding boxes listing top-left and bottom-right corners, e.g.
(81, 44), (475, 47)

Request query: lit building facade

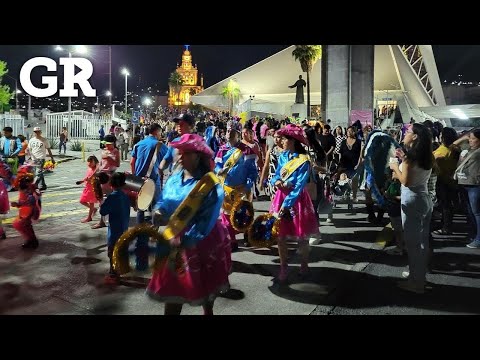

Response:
(168, 45), (204, 107)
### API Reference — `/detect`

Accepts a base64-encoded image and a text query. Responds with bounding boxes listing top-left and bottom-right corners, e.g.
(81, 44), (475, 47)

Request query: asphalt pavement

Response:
(1, 152), (479, 315)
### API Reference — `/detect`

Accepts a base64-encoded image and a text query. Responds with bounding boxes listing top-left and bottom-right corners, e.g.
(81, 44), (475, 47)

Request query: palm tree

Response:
(168, 71), (184, 106)
(292, 45), (322, 118)
(221, 79), (241, 116)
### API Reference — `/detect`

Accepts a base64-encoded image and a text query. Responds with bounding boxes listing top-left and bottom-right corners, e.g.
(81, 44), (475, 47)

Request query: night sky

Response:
(1, 45), (479, 97)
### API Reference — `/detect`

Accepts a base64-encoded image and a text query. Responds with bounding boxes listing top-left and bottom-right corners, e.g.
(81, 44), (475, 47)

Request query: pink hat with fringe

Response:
(169, 133), (214, 158)
(276, 124), (309, 146)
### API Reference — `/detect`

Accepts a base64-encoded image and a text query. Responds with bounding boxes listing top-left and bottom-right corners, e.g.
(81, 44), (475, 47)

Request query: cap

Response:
(172, 113), (195, 126)
(33, 127), (42, 132)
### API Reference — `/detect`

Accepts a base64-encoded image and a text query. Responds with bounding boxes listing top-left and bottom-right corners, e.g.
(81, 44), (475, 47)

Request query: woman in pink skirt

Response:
(270, 124), (319, 282)
(148, 134), (230, 315)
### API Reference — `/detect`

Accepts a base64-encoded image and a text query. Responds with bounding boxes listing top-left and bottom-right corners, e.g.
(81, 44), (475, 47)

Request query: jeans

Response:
(135, 179), (162, 271)
(120, 143), (129, 161)
(59, 140), (67, 154)
(33, 159), (46, 189)
(401, 185), (433, 285)
(436, 179), (457, 232)
(464, 185), (480, 242)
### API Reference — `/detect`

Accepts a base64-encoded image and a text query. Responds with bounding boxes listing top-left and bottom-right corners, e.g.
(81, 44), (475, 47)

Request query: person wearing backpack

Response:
(0, 126), (22, 174)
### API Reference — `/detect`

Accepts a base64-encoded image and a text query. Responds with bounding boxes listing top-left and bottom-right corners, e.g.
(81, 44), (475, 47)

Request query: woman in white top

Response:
(390, 123), (433, 294)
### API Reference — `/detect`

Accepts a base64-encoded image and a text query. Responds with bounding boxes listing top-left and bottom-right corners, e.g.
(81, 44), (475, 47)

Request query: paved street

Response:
(1, 151), (480, 315)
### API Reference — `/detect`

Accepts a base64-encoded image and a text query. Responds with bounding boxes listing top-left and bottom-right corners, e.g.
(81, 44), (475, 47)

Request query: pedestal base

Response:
(291, 103), (307, 121)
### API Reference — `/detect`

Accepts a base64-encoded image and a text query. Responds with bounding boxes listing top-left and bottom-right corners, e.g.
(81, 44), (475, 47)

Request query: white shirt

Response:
(399, 162), (431, 188)
(28, 136), (50, 160)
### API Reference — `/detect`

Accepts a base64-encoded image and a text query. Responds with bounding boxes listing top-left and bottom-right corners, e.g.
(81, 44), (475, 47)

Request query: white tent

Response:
(192, 45), (451, 124)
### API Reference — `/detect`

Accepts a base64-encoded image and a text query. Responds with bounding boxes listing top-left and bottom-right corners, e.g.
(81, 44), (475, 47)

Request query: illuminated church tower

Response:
(168, 45), (204, 107)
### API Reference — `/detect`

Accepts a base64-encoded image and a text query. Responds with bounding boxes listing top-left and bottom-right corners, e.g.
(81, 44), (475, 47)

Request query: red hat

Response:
(276, 124), (309, 146)
(169, 133), (214, 158)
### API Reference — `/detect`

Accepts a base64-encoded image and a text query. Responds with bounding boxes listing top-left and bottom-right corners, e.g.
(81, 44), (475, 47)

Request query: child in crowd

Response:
(99, 172), (131, 285)
(11, 171), (42, 249)
(76, 155), (100, 223)
(335, 172), (352, 199)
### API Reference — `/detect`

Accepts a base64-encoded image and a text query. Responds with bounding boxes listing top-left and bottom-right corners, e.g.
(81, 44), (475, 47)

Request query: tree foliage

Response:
(292, 46), (322, 118)
(0, 60), (14, 112)
(168, 71), (184, 104)
(221, 79), (241, 115)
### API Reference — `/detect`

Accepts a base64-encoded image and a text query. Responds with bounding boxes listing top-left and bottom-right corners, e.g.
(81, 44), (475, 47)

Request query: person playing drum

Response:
(159, 113), (195, 176)
(149, 134), (230, 315)
(214, 120), (258, 251)
(130, 123), (168, 271)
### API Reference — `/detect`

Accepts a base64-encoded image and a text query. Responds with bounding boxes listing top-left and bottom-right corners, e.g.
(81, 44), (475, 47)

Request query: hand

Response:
(389, 162), (399, 171)
(76, 181), (83, 185)
(51, 159), (56, 164)
(395, 148), (405, 160)
(10, 201), (18, 207)
(274, 180), (283, 189)
(279, 207), (292, 220)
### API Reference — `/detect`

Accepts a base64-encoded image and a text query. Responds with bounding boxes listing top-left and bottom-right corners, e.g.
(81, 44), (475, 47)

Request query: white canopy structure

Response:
(192, 45), (458, 125)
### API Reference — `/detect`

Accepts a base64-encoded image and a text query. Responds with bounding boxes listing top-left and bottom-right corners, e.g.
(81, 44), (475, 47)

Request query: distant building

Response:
(168, 45), (204, 107)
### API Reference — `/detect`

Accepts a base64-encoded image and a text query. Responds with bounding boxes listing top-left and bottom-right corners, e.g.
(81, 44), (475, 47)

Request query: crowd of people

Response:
(1, 105), (479, 312)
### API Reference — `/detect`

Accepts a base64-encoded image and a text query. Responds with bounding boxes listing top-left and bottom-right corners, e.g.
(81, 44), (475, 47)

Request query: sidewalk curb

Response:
(55, 157), (80, 165)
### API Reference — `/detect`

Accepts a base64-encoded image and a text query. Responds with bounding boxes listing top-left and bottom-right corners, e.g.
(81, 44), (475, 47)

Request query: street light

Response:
(122, 68), (129, 114)
(96, 91), (112, 114)
(143, 98), (152, 121)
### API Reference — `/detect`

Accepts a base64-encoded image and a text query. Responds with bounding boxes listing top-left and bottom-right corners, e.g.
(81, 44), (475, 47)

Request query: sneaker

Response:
(326, 217), (333, 223)
(433, 229), (451, 235)
(309, 236), (322, 245)
(397, 280), (425, 294)
(402, 271), (410, 278)
(466, 240), (480, 249)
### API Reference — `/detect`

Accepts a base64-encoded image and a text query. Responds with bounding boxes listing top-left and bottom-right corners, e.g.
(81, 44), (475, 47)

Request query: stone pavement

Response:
(1, 157), (479, 315)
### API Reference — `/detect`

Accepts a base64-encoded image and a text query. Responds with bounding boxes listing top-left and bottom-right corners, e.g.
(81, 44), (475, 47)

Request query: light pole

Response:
(55, 45), (88, 136)
(109, 46), (112, 107)
(122, 68), (129, 115)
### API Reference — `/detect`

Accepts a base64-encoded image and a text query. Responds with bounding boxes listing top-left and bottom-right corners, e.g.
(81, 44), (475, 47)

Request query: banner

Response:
(349, 110), (373, 128)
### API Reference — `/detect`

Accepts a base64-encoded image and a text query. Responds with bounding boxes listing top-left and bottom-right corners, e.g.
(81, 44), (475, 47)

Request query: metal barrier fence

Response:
(46, 113), (125, 140)
(0, 114), (25, 136)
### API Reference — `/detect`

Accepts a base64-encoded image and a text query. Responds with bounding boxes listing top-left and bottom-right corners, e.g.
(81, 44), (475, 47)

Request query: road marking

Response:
(41, 190), (82, 199)
(1, 197), (87, 224)
(2, 208), (87, 225)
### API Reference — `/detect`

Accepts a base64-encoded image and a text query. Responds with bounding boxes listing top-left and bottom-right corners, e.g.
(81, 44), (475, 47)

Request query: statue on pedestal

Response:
(289, 75), (306, 104)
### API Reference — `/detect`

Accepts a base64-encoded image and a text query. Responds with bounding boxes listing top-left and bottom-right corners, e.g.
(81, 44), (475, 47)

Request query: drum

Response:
(123, 174), (156, 211)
